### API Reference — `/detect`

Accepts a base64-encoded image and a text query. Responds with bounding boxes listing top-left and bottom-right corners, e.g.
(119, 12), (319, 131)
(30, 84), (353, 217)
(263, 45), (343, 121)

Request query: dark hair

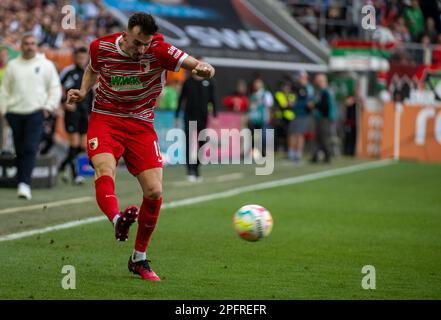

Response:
(128, 12), (159, 35)
(74, 47), (88, 55)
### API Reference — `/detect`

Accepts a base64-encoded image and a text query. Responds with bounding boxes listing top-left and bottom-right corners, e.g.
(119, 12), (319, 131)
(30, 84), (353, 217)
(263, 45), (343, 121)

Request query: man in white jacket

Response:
(0, 33), (61, 200)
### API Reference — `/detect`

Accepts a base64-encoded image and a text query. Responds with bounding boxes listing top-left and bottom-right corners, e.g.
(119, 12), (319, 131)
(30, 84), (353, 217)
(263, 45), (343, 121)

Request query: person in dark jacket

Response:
(59, 47), (93, 185)
(311, 73), (337, 164)
(175, 59), (217, 182)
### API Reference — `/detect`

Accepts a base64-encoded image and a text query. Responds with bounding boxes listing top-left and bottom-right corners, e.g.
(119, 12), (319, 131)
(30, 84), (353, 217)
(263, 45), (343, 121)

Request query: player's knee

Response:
(94, 165), (115, 179)
(144, 185), (162, 200)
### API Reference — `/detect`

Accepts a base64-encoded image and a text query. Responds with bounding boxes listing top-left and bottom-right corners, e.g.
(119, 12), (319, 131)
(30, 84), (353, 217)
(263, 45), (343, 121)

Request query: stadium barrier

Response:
(0, 154), (58, 188)
(358, 102), (441, 162)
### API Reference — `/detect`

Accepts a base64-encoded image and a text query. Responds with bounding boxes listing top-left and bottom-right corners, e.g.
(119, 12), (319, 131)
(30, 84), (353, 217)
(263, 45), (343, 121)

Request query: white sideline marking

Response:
(0, 160), (394, 242)
(172, 172), (244, 187)
(0, 197), (94, 216)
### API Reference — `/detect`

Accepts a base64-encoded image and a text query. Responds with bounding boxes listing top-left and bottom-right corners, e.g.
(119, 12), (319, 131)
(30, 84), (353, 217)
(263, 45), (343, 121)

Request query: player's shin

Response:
(95, 175), (120, 223)
(134, 197), (162, 253)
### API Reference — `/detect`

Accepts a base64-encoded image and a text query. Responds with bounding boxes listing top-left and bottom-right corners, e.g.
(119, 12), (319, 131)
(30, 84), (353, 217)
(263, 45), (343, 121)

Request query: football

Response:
(233, 205), (273, 241)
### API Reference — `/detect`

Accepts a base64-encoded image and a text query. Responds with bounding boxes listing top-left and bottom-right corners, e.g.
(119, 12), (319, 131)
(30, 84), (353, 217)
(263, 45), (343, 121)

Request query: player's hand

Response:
(174, 118), (180, 128)
(192, 62), (215, 79)
(66, 89), (85, 106)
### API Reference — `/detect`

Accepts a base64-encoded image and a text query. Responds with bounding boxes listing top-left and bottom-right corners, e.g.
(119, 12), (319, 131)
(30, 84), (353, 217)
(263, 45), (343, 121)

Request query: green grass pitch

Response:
(0, 160), (440, 299)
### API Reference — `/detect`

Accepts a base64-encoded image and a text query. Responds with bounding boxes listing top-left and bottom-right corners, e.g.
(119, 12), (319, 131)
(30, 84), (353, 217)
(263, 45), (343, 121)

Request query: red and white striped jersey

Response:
(89, 32), (188, 122)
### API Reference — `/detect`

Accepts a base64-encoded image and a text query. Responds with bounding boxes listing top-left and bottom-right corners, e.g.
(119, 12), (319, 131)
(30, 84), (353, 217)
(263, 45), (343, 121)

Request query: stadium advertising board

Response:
(103, 0), (323, 69)
(358, 102), (441, 163)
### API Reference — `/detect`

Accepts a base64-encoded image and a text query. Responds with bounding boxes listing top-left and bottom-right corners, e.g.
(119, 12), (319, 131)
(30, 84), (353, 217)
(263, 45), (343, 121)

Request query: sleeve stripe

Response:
(174, 53), (188, 72)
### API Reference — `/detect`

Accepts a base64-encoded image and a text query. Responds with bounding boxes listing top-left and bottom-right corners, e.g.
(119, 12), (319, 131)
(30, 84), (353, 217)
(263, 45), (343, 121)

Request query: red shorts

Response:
(87, 112), (162, 176)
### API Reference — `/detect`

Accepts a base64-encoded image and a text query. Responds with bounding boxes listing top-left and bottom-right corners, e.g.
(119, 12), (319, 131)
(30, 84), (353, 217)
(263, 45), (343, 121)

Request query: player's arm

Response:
(66, 64), (98, 105)
(181, 56), (215, 80)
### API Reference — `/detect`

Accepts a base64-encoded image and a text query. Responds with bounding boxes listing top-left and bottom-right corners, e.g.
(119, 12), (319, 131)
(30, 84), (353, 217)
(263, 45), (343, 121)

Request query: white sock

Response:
(132, 250), (146, 262)
(112, 214), (120, 226)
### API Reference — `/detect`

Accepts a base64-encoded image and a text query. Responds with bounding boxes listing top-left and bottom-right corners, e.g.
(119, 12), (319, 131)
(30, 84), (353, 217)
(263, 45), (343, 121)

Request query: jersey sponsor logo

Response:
(110, 75), (143, 91)
(89, 137), (99, 151)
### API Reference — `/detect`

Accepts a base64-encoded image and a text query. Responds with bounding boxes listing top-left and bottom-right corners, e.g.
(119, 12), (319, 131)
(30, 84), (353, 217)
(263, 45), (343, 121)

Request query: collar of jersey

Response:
(115, 35), (130, 57)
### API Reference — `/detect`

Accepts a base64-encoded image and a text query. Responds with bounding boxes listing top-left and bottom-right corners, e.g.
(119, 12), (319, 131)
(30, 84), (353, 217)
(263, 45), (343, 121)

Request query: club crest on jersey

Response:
(89, 137), (98, 151)
(140, 59), (150, 72)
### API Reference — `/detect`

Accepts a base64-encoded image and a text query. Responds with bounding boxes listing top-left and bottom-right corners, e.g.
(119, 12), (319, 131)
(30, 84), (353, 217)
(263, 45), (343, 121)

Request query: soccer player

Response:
(66, 12), (215, 281)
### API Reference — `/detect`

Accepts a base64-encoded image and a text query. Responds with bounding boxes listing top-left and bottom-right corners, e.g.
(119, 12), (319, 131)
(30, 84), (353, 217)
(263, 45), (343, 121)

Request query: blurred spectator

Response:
(247, 78), (273, 158)
(342, 94), (360, 157)
(303, 7), (319, 35)
(176, 61), (218, 183)
(373, 0), (384, 25)
(273, 81), (295, 154)
(381, 0), (401, 27)
(403, 0), (425, 41)
(59, 46), (92, 185)
(222, 79), (249, 113)
(0, 34), (61, 200)
(75, 0), (100, 20)
(425, 17), (438, 43)
(418, 34), (432, 65)
(326, 4), (345, 41)
(288, 71), (314, 162)
(432, 34), (441, 65)
(392, 16), (412, 43)
(311, 74), (337, 164)
(158, 79), (180, 111)
(40, 23), (65, 49)
(0, 46), (9, 154)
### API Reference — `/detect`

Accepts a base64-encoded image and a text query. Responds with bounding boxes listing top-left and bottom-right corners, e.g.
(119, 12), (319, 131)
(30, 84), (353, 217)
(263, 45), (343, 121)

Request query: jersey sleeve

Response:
(152, 40), (188, 72)
(89, 39), (100, 72)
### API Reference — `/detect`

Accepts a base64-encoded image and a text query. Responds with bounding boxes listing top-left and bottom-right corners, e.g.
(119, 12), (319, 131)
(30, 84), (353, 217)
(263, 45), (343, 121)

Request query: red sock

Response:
(135, 197), (162, 252)
(95, 175), (120, 223)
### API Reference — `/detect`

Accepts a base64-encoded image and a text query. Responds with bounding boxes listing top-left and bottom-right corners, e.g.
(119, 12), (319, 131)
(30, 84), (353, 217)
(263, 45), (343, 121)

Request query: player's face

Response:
(123, 26), (153, 61)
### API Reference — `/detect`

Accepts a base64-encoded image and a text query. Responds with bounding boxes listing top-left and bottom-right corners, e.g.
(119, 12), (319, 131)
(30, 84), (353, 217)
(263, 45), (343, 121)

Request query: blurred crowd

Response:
(285, 0), (441, 46)
(0, 0), (121, 51)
